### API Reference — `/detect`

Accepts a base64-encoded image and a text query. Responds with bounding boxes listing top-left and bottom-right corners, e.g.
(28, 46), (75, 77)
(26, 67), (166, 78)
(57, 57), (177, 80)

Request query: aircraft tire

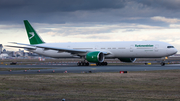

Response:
(86, 63), (89, 66)
(101, 62), (108, 66)
(161, 62), (165, 66)
(96, 63), (99, 66)
(82, 62), (84, 66)
(101, 62), (104, 66)
(77, 62), (81, 66)
(77, 62), (90, 66)
(105, 62), (108, 66)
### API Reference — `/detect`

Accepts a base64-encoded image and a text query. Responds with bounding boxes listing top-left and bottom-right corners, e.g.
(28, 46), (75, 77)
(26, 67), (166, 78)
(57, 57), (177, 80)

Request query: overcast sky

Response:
(1, 0), (180, 52)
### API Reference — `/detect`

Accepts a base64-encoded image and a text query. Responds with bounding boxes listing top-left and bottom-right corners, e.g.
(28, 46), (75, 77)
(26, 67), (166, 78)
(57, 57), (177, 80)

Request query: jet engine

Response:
(86, 51), (104, 63)
(118, 58), (136, 63)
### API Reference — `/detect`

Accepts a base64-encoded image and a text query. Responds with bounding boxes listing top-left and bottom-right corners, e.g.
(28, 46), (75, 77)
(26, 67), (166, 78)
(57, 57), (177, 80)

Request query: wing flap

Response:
(35, 45), (87, 53)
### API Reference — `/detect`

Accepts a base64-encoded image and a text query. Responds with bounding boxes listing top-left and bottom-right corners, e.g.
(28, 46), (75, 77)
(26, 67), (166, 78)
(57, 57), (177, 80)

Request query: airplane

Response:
(6, 20), (178, 66)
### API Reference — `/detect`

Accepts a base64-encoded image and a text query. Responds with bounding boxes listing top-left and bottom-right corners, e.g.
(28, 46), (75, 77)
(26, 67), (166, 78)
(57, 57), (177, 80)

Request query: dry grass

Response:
(0, 70), (180, 101)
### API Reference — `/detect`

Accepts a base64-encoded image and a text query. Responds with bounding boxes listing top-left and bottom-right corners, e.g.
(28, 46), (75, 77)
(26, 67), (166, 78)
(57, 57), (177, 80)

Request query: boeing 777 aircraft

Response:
(6, 20), (178, 66)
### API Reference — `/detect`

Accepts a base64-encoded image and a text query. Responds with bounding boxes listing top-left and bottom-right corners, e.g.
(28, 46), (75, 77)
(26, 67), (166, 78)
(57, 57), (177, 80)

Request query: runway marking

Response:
(91, 68), (97, 70)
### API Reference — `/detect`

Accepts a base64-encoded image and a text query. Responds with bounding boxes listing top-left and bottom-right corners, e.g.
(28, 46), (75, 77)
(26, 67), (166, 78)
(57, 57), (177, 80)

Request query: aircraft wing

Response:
(6, 42), (111, 55)
(6, 44), (87, 53)
(34, 45), (87, 53)
(34, 45), (111, 54)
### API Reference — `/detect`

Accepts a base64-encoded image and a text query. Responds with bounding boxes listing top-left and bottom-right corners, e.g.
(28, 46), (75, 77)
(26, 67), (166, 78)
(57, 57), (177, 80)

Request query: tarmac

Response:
(0, 63), (180, 74)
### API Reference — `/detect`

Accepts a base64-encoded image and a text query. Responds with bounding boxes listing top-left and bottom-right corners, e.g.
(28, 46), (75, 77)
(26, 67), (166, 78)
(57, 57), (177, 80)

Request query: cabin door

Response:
(130, 45), (133, 52)
(155, 44), (159, 52)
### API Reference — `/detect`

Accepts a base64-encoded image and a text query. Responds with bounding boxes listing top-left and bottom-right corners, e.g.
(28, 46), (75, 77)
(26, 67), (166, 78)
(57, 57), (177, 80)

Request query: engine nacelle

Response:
(86, 51), (104, 63)
(118, 58), (136, 63)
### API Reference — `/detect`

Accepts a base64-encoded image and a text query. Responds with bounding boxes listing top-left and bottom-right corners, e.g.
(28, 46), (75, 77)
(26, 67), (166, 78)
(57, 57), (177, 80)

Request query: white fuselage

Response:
(29, 41), (177, 58)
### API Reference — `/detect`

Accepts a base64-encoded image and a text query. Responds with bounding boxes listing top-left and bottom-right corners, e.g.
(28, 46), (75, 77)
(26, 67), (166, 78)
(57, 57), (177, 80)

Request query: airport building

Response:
(0, 44), (44, 59)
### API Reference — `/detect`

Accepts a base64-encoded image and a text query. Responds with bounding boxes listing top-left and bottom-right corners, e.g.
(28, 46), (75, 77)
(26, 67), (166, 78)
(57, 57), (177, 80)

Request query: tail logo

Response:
(29, 32), (35, 39)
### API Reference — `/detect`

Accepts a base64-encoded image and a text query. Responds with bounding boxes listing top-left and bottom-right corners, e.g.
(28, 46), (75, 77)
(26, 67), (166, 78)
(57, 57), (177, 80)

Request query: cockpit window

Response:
(167, 46), (174, 48)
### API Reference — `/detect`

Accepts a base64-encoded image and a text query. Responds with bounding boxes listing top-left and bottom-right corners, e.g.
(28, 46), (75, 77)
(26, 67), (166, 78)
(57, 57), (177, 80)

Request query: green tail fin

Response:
(24, 20), (45, 45)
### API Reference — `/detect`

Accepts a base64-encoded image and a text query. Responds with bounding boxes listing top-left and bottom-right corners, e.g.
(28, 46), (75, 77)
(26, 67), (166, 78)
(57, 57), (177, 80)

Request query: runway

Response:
(0, 63), (180, 74)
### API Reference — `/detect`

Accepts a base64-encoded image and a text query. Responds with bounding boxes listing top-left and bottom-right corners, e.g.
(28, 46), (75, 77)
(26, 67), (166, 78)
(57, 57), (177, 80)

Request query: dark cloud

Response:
(0, 0), (180, 26)
(0, 0), (25, 9)
(137, 0), (180, 10)
(0, 0), (126, 24)
(0, 0), (125, 12)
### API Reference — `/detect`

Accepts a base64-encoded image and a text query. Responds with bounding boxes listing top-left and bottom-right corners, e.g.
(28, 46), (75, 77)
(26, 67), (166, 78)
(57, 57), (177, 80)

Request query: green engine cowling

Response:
(86, 51), (104, 63)
(118, 58), (136, 63)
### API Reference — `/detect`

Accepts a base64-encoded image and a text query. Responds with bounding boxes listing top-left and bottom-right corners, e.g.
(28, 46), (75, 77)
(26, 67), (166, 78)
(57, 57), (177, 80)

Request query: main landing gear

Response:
(77, 61), (89, 66)
(77, 61), (108, 66)
(77, 56), (108, 66)
(96, 62), (108, 66)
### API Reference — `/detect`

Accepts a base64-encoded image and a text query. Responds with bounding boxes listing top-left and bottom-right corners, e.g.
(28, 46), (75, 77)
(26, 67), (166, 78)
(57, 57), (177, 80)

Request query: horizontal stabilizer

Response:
(5, 45), (36, 50)
(8, 42), (32, 46)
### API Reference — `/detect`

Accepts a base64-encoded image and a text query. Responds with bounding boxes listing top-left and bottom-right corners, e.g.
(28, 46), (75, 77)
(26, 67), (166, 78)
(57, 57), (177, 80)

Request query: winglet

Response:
(24, 20), (45, 45)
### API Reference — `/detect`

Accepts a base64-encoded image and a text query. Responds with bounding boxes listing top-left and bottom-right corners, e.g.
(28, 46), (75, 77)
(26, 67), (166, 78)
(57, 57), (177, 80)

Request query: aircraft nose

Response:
(167, 48), (178, 56)
(174, 48), (178, 54)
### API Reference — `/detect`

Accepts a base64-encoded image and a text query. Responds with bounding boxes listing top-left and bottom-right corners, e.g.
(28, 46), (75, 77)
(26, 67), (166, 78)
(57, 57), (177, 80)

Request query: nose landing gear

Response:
(160, 62), (165, 66)
(160, 57), (167, 66)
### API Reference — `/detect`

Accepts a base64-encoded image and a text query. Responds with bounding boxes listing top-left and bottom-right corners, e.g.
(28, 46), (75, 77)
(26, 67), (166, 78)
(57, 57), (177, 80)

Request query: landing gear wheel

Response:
(96, 63), (100, 66)
(104, 62), (108, 66)
(96, 62), (108, 66)
(77, 61), (89, 66)
(82, 62), (85, 66)
(161, 62), (165, 66)
(86, 62), (89, 66)
(77, 62), (81, 66)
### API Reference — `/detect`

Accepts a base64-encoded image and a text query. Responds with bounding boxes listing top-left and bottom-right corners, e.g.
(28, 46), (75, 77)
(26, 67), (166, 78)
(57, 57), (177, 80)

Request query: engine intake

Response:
(86, 51), (104, 63)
